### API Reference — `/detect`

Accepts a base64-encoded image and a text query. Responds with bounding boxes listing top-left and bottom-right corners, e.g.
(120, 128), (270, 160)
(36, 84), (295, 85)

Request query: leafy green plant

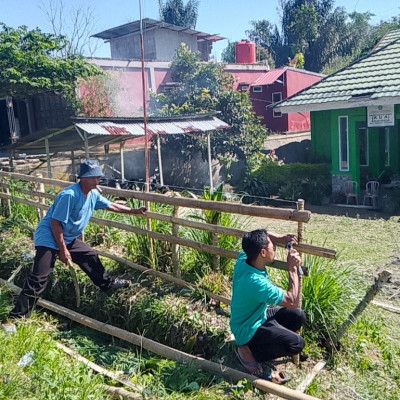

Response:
(273, 254), (357, 343)
(182, 185), (245, 276)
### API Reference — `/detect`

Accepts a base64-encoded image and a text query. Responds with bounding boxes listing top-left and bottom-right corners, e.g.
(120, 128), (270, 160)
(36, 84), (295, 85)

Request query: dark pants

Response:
(247, 307), (306, 362)
(10, 239), (112, 318)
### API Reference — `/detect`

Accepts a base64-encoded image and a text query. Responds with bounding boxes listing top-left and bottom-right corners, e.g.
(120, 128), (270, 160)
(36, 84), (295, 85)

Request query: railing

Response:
(0, 171), (336, 305)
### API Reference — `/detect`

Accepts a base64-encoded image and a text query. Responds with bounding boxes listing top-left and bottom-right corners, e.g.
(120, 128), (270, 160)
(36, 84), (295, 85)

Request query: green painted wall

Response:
(311, 105), (400, 190)
(310, 111), (331, 162)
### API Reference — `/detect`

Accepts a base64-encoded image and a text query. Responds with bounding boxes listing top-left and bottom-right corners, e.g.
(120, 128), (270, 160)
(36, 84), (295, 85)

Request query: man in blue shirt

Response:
(10, 160), (146, 319)
(230, 229), (305, 380)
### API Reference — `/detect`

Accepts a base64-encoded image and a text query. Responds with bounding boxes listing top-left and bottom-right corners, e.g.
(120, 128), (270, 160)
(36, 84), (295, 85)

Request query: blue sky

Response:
(2, 0), (400, 59)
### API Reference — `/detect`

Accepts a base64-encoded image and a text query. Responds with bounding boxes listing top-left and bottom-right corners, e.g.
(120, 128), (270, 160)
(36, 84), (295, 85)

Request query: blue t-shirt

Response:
(34, 183), (111, 249)
(230, 251), (284, 346)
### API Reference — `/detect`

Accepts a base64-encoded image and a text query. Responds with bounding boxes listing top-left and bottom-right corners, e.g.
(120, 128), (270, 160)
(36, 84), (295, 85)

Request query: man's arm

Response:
(280, 248), (301, 308)
(51, 219), (71, 265)
(107, 203), (147, 215)
(268, 232), (298, 246)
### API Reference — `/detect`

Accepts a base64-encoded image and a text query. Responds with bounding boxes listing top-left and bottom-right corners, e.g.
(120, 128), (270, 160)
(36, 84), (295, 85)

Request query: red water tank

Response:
(236, 40), (256, 64)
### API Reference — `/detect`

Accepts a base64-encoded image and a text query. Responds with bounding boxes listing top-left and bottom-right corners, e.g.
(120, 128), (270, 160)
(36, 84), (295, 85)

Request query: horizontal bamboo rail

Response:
(0, 278), (321, 400)
(0, 190), (336, 260)
(97, 250), (232, 305)
(0, 171), (311, 223)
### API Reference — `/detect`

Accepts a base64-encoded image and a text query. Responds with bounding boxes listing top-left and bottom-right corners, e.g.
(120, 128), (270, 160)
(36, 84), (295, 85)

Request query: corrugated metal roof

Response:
(75, 117), (230, 136)
(93, 18), (224, 42)
(277, 29), (400, 112)
(251, 68), (285, 86)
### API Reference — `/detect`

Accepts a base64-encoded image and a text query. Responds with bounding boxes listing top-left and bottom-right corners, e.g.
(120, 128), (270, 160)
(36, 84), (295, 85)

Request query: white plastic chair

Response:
(363, 181), (379, 208)
(344, 181), (358, 205)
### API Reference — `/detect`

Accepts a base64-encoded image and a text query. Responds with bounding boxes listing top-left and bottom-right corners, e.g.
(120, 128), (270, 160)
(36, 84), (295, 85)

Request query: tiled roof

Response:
(277, 29), (400, 112)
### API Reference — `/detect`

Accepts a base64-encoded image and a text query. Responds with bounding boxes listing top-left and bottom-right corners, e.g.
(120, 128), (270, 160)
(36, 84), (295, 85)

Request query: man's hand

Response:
(287, 248), (301, 272)
(283, 234), (298, 245)
(133, 206), (147, 215)
(58, 248), (72, 265)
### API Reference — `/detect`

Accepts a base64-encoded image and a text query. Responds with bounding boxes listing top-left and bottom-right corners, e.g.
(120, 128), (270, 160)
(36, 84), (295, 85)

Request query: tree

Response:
(39, 0), (100, 57)
(150, 44), (267, 168)
(158, 0), (200, 29)
(246, 0), (374, 73)
(0, 24), (101, 105)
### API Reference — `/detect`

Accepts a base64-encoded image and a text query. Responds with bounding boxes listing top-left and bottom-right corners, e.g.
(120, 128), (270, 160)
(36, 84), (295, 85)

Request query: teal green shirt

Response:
(230, 251), (284, 345)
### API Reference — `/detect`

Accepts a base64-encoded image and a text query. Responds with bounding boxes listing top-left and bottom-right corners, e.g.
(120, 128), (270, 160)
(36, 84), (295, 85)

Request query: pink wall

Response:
(245, 69), (323, 133)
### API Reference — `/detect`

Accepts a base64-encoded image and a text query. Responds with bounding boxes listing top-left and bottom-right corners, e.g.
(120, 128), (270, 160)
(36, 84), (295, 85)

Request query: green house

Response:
(276, 29), (400, 195)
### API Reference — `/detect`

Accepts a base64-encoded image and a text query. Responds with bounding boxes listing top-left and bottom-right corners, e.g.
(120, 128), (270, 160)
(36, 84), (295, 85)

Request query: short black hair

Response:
(242, 229), (269, 262)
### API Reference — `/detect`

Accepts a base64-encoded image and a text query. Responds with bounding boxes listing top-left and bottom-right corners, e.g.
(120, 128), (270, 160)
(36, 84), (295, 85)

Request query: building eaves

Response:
(92, 18), (224, 42)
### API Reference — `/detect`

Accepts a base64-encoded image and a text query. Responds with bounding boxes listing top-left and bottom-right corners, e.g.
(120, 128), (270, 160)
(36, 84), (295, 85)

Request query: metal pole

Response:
(139, 0), (150, 192)
(120, 141), (125, 182)
(156, 134), (164, 186)
(45, 138), (52, 179)
(207, 132), (213, 193)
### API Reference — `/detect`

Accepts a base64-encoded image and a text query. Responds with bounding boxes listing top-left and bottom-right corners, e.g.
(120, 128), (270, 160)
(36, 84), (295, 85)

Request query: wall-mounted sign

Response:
(367, 105), (395, 127)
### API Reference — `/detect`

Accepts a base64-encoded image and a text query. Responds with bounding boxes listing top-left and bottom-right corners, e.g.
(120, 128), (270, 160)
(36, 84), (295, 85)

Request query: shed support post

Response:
(120, 142), (125, 182)
(156, 134), (164, 186)
(207, 132), (213, 193)
(45, 138), (52, 179)
(84, 132), (89, 159)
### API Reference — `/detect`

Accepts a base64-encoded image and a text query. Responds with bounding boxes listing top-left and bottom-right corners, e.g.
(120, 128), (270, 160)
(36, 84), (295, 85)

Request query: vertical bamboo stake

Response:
(171, 204), (181, 277)
(171, 192), (181, 277)
(33, 173), (46, 220)
(293, 198), (305, 365)
(5, 185), (12, 218)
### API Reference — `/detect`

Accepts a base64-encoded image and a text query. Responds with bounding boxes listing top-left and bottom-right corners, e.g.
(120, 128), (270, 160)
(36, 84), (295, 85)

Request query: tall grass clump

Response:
(273, 254), (357, 343)
(182, 185), (247, 278)
(125, 199), (173, 270)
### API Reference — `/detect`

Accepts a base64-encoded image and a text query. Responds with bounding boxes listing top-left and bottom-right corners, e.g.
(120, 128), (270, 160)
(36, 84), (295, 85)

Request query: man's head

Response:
(242, 229), (275, 264)
(78, 160), (104, 179)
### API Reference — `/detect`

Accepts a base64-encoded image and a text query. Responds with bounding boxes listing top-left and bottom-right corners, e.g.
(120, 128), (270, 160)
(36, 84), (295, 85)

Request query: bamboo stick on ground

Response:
(0, 278), (321, 400)
(56, 343), (147, 395)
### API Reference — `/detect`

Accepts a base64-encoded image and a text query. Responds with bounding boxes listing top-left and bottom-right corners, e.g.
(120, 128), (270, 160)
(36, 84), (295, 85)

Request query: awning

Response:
(251, 68), (285, 86)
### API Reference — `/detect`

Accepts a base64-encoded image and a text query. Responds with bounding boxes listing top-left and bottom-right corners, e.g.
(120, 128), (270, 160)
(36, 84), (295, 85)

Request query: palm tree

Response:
(158, 0), (200, 29)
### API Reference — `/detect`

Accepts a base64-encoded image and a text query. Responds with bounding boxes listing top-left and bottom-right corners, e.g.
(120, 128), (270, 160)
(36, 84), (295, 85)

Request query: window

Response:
(253, 86), (262, 93)
(241, 85), (249, 92)
(359, 124), (368, 166)
(385, 127), (390, 166)
(339, 116), (349, 171)
(272, 92), (282, 117)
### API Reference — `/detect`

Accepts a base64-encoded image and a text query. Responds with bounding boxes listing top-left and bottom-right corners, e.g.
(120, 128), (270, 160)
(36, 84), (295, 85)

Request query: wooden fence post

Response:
(171, 194), (181, 278)
(33, 173), (46, 220)
(293, 198), (305, 365)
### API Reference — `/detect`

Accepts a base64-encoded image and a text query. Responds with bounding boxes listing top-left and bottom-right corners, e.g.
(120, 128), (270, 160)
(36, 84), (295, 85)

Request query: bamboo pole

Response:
(97, 250), (231, 305)
(293, 199), (305, 366)
(0, 171), (311, 222)
(0, 279), (322, 400)
(0, 188), (335, 260)
(102, 385), (144, 400)
(56, 343), (146, 395)
(371, 300), (400, 314)
(67, 259), (81, 308)
(171, 201), (181, 277)
(296, 360), (327, 393)
(332, 270), (391, 348)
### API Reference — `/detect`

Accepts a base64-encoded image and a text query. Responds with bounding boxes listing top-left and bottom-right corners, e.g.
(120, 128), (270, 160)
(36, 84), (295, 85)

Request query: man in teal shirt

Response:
(230, 229), (305, 380)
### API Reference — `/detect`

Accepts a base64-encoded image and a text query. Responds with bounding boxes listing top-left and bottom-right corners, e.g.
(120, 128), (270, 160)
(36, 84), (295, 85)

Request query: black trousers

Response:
(10, 239), (112, 318)
(247, 307), (306, 362)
